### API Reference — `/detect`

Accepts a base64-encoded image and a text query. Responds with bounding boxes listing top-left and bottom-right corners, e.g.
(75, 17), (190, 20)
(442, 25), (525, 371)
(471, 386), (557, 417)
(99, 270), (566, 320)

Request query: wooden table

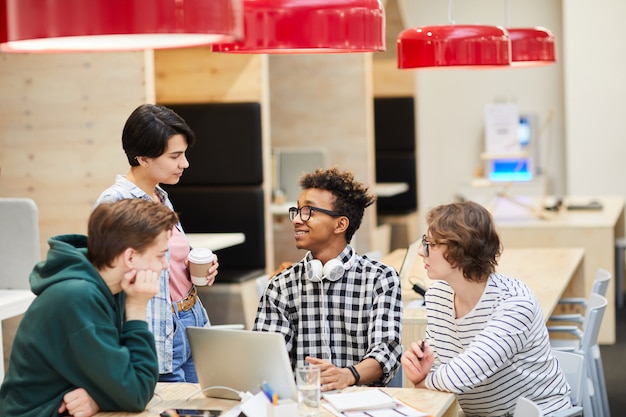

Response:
(0, 289), (36, 380)
(382, 246), (586, 385)
(94, 383), (460, 417)
(489, 195), (624, 344)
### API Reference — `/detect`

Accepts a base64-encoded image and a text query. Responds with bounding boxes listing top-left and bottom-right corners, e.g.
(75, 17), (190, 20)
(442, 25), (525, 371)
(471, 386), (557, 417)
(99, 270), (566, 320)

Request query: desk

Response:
(382, 247), (586, 386)
(94, 383), (460, 417)
(0, 289), (36, 380)
(373, 182), (409, 198)
(489, 195), (625, 344)
(186, 233), (245, 251)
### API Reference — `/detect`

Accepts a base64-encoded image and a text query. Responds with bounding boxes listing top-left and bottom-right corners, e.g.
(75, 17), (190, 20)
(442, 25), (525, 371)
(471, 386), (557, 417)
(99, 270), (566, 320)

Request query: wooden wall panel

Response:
(269, 54), (376, 254)
(0, 52), (152, 259)
(154, 48), (274, 271)
(372, 0), (415, 98)
(373, 58), (415, 97)
(154, 48), (265, 104)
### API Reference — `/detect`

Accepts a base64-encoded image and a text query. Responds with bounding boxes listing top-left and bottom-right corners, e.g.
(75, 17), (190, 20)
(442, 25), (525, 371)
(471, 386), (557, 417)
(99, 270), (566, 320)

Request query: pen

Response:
(260, 381), (273, 403)
(418, 340), (425, 361)
(272, 392), (278, 405)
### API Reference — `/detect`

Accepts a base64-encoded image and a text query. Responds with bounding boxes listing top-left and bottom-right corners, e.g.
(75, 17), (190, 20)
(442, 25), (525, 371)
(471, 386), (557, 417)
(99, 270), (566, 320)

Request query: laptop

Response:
(398, 239), (426, 307)
(187, 327), (298, 401)
(398, 238), (421, 283)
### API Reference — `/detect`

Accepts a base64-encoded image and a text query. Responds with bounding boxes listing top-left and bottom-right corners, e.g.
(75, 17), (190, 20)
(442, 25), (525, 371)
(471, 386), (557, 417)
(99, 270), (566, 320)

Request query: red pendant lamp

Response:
(213, 0), (385, 54)
(508, 27), (556, 67)
(397, 24), (511, 69)
(0, 0), (243, 53)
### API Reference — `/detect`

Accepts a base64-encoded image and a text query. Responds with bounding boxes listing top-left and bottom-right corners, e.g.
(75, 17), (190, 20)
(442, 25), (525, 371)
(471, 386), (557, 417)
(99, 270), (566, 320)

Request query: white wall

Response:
(563, 0), (626, 196)
(398, 0), (565, 215)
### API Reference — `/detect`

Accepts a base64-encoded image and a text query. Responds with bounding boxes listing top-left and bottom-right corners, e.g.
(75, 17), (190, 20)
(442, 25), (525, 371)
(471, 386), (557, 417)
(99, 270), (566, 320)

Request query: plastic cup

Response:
(187, 248), (214, 286)
(295, 364), (320, 417)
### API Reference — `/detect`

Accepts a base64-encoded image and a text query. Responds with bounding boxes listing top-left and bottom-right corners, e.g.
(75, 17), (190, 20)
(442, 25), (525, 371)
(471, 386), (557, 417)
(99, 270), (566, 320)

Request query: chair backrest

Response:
(580, 293), (608, 354)
(0, 197), (40, 289)
(591, 268), (611, 297)
(255, 274), (270, 299)
(552, 350), (585, 408)
(514, 396), (544, 417)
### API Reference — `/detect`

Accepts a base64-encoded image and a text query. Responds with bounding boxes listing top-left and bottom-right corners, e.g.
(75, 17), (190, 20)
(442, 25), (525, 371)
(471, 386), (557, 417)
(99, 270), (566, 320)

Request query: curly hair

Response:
(426, 201), (502, 283)
(299, 167), (375, 243)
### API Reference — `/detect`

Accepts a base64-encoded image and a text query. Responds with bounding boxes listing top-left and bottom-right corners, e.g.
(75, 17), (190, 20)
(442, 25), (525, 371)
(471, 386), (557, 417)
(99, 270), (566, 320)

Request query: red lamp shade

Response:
(509, 27), (556, 67)
(397, 24), (511, 69)
(213, 0), (385, 54)
(0, 0), (243, 53)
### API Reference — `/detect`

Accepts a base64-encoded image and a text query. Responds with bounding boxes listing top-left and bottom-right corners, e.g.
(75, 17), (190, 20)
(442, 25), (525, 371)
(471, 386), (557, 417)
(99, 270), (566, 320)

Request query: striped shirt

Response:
(254, 246), (403, 385)
(424, 273), (571, 417)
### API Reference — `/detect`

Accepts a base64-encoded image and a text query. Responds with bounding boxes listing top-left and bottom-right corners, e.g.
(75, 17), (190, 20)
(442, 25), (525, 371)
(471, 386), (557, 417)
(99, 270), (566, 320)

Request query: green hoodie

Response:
(0, 234), (158, 417)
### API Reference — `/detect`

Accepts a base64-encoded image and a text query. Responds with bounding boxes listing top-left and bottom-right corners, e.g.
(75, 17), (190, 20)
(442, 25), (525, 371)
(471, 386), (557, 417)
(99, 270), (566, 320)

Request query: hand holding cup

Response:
(187, 248), (215, 286)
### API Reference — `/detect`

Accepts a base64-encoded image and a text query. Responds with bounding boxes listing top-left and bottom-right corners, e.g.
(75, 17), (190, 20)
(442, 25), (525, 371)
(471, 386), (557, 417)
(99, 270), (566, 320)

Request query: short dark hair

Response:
(299, 167), (375, 243)
(122, 104), (196, 166)
(426, 201), (502, 282)
(88, 199), (179, 270)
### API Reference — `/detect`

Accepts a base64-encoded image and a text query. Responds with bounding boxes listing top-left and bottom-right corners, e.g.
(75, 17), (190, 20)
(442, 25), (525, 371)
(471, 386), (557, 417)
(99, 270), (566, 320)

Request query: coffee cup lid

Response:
(188, 247), (214, 263)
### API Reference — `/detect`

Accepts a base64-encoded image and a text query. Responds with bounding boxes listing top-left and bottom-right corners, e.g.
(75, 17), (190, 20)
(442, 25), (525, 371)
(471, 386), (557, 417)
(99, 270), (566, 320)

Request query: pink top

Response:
(168, 225), (193, 301)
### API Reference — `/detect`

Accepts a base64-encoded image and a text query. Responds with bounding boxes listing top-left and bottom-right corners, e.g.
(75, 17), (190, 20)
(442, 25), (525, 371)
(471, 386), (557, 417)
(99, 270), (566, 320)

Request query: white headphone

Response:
(305, 249), (356, 283)
(302, 248), (356, 361)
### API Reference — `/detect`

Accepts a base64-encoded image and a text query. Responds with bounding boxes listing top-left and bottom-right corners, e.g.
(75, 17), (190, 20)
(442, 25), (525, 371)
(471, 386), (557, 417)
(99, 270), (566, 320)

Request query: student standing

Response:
(0, 199), (178, 417)
(402, 201), (572, 417)
(254, 167), (403, 390)
(95, 104), (218, 382)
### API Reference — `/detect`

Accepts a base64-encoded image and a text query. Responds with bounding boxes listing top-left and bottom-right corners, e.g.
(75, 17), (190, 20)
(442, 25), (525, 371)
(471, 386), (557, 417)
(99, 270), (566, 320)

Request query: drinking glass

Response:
(295, 364), (320, 417)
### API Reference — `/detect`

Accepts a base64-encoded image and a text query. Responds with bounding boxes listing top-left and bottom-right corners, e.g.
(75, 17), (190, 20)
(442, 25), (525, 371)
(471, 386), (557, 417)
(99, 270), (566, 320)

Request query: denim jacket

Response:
(95, 175), (208, 374)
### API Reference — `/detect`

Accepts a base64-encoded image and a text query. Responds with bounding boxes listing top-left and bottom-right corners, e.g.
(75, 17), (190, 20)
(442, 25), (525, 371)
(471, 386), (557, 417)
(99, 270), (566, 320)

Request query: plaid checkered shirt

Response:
(253, 245), (403, 385)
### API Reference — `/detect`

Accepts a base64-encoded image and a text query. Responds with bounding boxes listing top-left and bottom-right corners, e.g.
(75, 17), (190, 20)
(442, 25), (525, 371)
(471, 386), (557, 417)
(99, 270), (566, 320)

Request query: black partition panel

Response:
(164, 185), (266, 271)
(375, 154), (417, 213)
(374, 97), (417, 214)
(374, 97), (416, 152)
(167, 103), (263, 186)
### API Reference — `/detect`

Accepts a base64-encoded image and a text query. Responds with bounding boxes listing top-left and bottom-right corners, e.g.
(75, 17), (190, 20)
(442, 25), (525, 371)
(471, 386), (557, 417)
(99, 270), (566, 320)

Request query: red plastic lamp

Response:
(508, 27), (556, 67)
(397, 24), (511, 69)
(213, 0), (385, 54)
(0, 0), (243, 53)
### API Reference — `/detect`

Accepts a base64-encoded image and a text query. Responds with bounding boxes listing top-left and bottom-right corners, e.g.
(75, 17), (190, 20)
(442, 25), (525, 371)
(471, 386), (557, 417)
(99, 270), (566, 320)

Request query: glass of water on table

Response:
(295, 364), (320, 417)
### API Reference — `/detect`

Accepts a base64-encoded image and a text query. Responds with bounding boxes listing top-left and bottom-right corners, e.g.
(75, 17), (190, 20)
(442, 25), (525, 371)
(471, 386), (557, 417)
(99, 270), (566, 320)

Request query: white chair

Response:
(548, 270), (611, 417)
(514, 352), (586, 417)
(551, 350), (585, 417)
(255, 274), (270, 299)
(614, 237), (626, 309)
(548, 293), (608, 417)
(515, 397), (544, 417)
(549, 268), (611, 325)
(0, 197), (40, 289)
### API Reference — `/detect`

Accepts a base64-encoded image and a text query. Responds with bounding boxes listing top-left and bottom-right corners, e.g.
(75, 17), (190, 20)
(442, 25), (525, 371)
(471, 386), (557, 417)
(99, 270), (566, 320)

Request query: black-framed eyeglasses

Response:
(421, 234), (434, 257)
(289, 206), (343, 222)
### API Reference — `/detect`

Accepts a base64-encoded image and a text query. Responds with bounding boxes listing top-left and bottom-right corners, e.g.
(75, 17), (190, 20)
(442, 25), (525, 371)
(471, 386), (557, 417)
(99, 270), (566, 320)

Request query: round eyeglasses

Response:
(421, 234), (434, 257)
(289, 205), (343, 222)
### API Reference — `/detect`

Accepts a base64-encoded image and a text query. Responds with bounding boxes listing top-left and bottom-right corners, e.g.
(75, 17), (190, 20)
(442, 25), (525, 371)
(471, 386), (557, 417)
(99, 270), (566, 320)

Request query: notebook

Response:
(187, 327), (298, 401)
(323, 389), (397, 412)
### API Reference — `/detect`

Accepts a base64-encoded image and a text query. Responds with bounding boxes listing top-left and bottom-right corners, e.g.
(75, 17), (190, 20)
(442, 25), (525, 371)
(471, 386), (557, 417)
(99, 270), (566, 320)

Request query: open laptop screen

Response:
(187, 327), (298, 401)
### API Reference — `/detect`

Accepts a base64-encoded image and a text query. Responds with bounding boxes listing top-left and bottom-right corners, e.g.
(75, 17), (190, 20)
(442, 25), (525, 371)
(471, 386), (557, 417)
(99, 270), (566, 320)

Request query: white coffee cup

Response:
(187, 248), (214, 286)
